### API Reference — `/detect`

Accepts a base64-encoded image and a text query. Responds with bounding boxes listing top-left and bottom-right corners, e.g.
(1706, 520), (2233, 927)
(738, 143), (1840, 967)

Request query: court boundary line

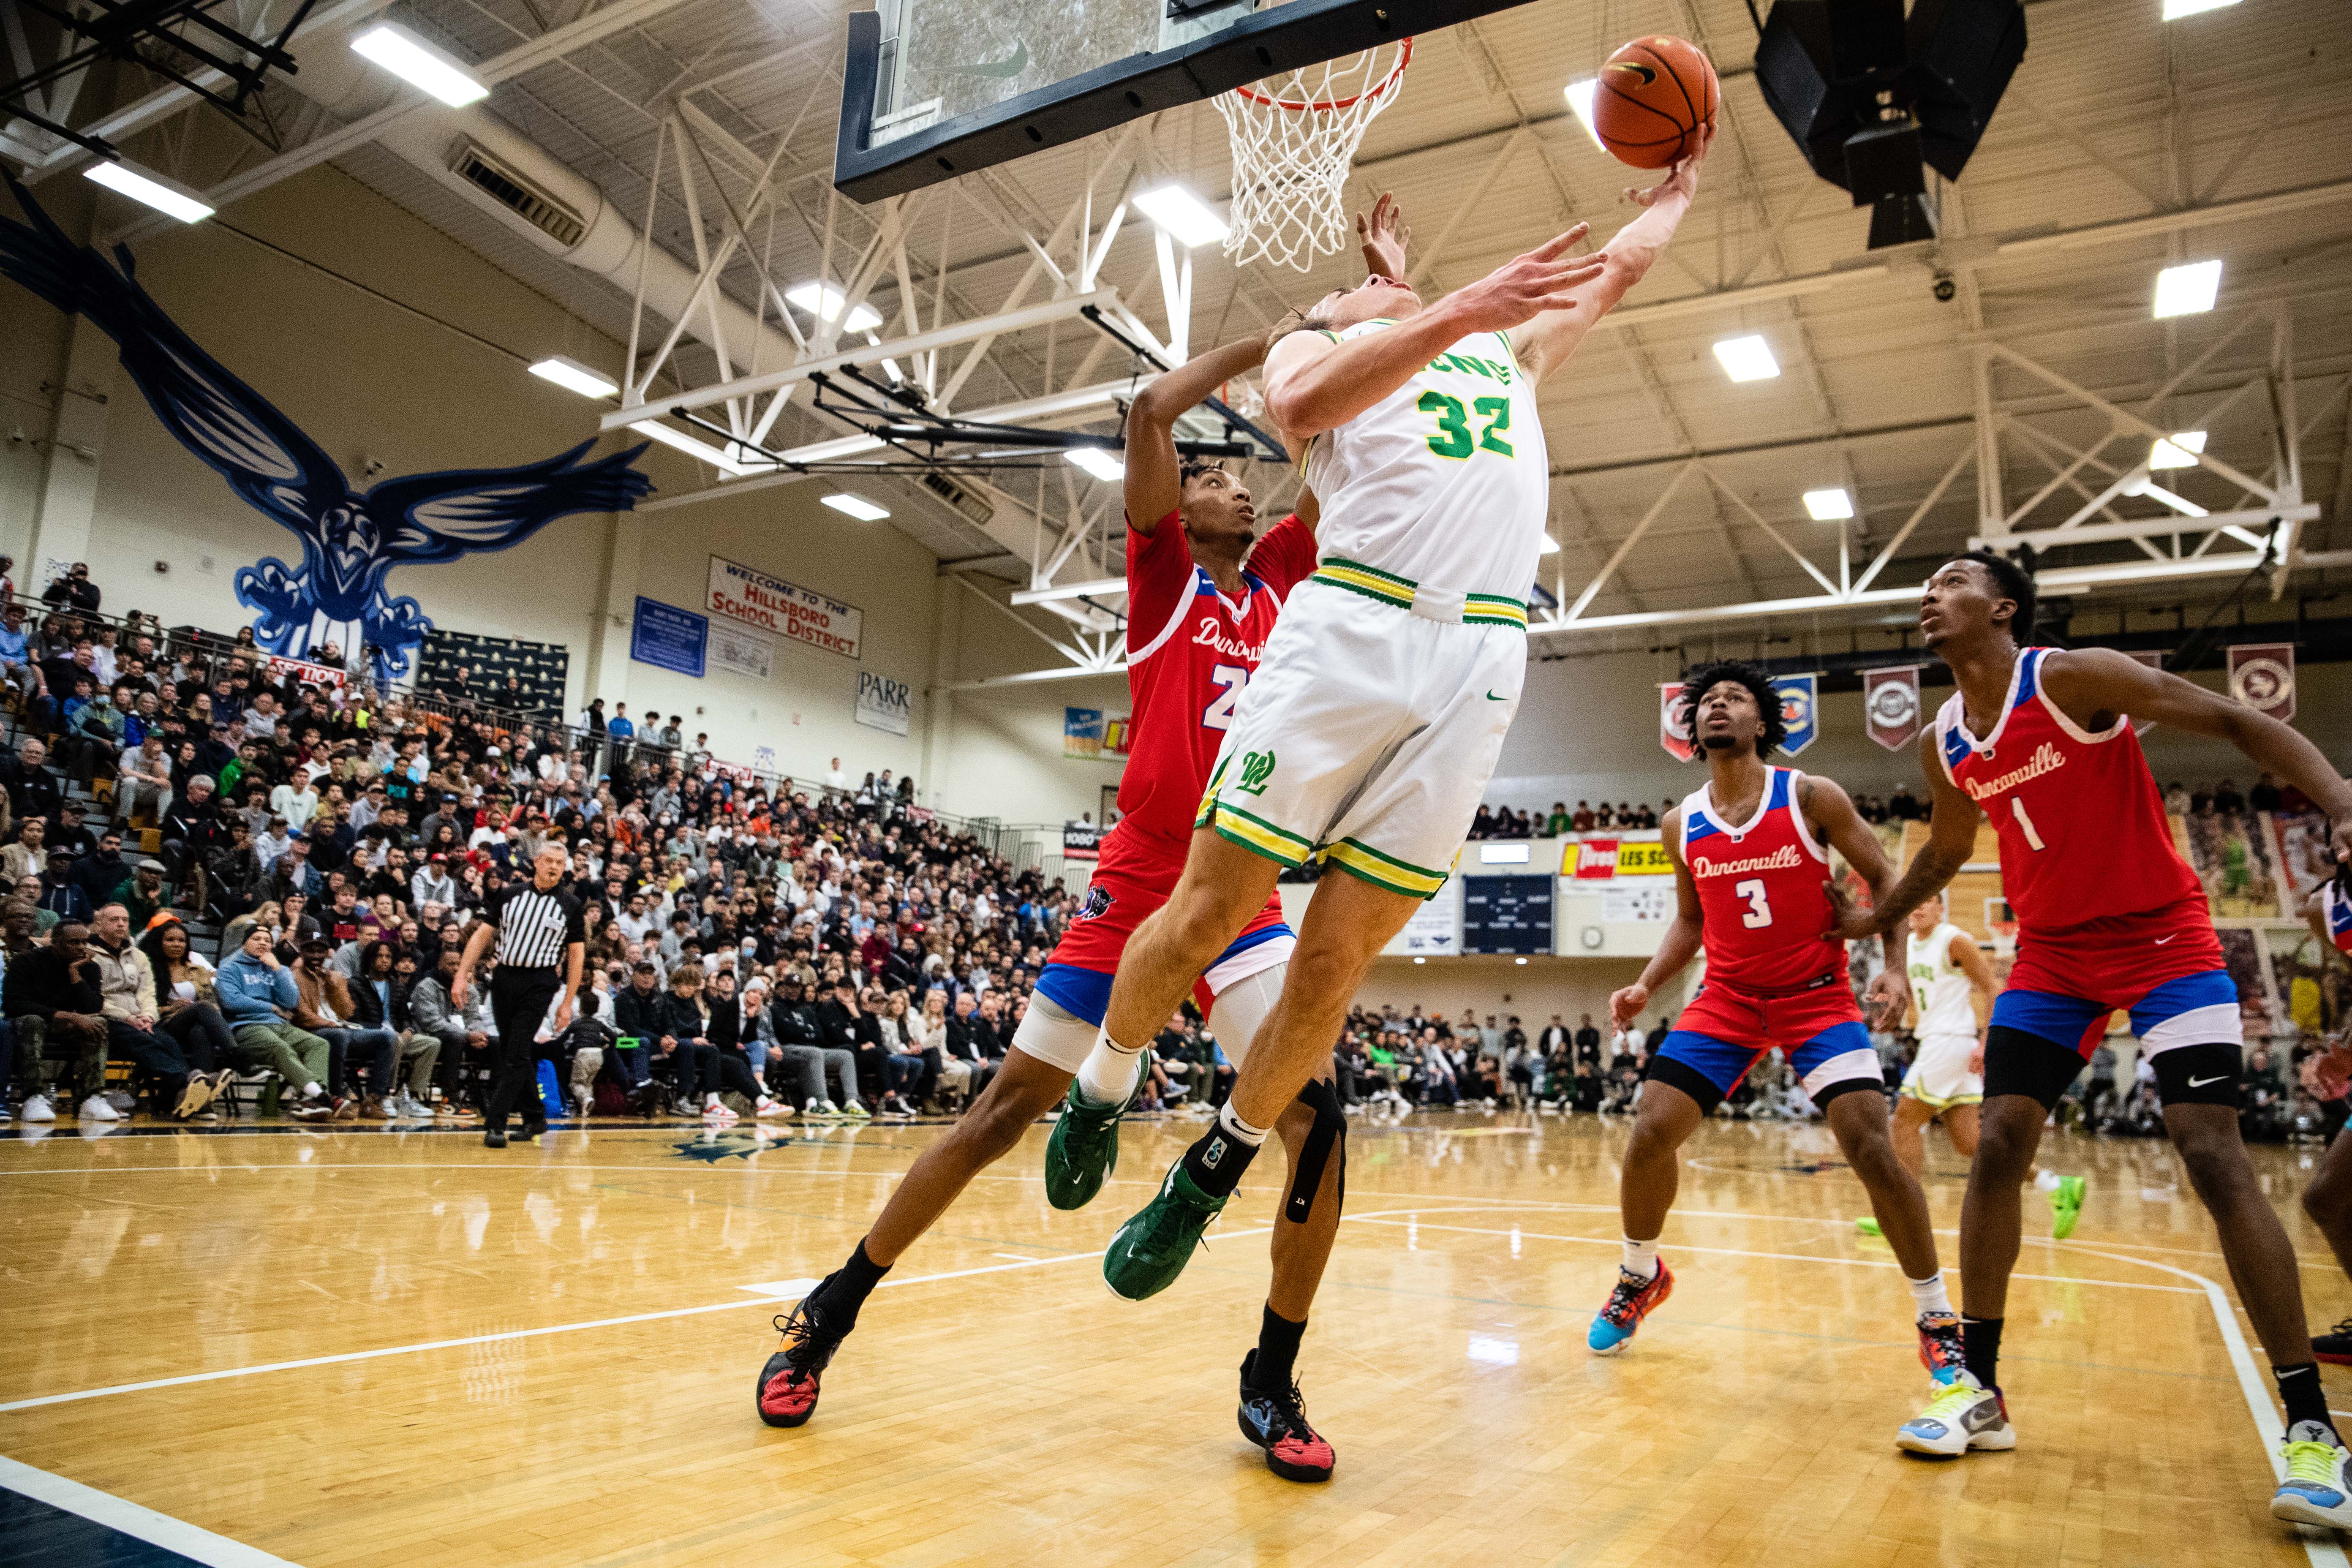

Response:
(0, 1454), (299, 1567)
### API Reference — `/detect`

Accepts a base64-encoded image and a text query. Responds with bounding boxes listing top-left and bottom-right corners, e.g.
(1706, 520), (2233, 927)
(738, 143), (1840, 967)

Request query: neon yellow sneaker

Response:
(2273, 1423), (2352, 1529)
(1855, 1217), (1883, 1238)
(2050, 1175), (2086, 1240)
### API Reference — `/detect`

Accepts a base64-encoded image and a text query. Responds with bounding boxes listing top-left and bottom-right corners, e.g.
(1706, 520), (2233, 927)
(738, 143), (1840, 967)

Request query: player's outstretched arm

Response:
(1802, 774), (1912, 1028)
(1509, 126), (1712, 387)
(1263, 224), (1602, 442)
(2042, 646), (2352, 868)
(1356, 192), (1410, 280)
(1611, 808), (1704, 1028)
(1834, 730), (1981, 944)
(1123, 329), (1285, 538)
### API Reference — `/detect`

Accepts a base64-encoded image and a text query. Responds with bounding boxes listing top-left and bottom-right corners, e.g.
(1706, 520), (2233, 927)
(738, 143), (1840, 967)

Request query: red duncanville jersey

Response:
(1116, 510), (1318, 847)
(1679, 767), (1846, 995)
(1936, 646), (2207, 935)
(2322, 878), (2352, 957)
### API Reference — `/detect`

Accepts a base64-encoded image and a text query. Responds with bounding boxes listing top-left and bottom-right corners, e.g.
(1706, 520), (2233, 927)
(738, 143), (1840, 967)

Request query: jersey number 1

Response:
(1203, 665), (1247, 731)
(2010, 797), (2047, 852)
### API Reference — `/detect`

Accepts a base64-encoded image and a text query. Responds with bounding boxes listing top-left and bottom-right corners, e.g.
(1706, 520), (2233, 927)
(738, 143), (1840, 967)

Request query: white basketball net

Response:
(1213, 39), (1411, 272)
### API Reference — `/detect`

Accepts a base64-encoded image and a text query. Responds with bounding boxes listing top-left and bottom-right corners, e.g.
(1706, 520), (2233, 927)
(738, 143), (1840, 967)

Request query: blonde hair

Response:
(670, 962), (705, 989)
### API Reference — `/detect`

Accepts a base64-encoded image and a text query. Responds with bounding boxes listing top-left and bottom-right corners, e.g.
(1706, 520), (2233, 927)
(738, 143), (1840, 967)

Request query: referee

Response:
(452, 844), (585, 1148)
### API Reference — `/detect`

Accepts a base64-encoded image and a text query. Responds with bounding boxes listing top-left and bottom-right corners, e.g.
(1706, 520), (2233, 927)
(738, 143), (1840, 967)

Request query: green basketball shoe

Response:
(1043, 1055), (1142, 1211)
(1101, 1161), (1229, 1302)
(2050, 1174), (2086, 1240)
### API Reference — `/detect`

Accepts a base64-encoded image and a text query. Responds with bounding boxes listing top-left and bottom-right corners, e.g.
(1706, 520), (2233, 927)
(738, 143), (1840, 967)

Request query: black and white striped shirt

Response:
(485, 881), (586, 970)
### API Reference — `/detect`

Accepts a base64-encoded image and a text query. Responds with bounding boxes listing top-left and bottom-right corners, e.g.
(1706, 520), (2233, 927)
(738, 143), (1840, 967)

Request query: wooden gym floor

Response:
(3, 1110), (2349, 1568)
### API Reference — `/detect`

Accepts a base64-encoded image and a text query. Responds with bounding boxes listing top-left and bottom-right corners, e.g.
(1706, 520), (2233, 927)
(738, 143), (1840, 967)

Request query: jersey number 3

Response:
(1733, 878), (1772, 928)
(1203, 665), (1247, 731)
(1419, 392), (1513, 460)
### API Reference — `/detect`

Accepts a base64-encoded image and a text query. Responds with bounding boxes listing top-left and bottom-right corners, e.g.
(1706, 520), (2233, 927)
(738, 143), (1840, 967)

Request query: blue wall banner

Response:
(1774, 674), (1821, 756)
(632, 596), (708, 677)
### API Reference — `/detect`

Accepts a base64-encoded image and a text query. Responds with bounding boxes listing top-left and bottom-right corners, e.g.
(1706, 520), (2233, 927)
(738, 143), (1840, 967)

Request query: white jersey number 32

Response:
(1203, 665), (1247, 731)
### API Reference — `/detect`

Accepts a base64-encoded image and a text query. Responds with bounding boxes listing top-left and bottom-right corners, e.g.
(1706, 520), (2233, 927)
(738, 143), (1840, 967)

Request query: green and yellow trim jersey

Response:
(1301, 319), (1549, 605)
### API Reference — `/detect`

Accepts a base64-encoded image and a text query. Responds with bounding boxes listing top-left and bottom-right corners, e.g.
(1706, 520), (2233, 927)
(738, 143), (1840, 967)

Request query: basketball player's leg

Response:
(1587, 1024), (1752, 1354)
(1094, 830), (1280, 1065)
(2300, 1127), (2352, 1365)
(1889, 1092), (1938, 1182)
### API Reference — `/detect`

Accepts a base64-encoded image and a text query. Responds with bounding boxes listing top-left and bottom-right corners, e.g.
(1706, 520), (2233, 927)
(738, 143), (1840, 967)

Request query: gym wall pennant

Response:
(2227, 643), (2296, 722)
(1863, 666), (1923, 752)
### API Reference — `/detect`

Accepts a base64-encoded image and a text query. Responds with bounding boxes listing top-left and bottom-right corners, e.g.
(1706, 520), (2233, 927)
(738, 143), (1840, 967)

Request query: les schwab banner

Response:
(1567, 837), (1673, 879)
(707, 555), (863, 661)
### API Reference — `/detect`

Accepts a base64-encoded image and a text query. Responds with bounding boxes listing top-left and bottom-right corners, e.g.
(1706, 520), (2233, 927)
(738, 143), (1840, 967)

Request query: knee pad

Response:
(1284, 1076), (1348, 1225)
(1206, 962), (1285, 1069)
(1010, 992), (1098, 1077)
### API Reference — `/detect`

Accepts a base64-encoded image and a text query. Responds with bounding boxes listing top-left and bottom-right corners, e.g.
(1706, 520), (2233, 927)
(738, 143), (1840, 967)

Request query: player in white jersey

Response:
(1886, 894), (2085, 1237)
(1064, 144), (1713, 1303)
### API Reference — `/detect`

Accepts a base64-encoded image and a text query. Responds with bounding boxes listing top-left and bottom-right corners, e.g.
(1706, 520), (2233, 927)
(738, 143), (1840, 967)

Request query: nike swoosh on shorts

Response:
(2188, 1074), (2226, 1088)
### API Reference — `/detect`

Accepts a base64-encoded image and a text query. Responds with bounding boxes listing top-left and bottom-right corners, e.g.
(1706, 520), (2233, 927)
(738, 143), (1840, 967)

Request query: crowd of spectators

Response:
(1469, 800), (1670, 840)
(0, 577), (1081, 1129)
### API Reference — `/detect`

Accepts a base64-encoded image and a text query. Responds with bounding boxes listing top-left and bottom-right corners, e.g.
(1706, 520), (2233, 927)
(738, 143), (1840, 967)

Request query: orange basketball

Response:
(1591, 35), (1718, 169)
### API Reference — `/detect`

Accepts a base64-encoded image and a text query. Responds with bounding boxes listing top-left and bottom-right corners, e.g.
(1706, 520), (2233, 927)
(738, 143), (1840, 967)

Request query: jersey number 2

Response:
(1418, 392), (1514, 460)
(1203, 665), (1247, 731)
(1734, 878), (1772, 928)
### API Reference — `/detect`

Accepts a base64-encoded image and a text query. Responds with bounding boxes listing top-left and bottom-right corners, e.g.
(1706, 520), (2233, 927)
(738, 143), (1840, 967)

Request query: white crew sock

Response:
(704, 1092), (720, 1109)
(1622, 1236), (1660, 1279)
(1908, 1270), (1953, 1316)
(1075, 1030), (1143, 1106)
(1216, 1100), (1271, 1148)
(2034, 1169), (2061, 1193)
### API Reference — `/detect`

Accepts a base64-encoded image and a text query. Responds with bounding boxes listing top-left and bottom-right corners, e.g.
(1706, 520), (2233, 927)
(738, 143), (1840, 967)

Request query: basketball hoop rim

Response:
(1231, 35), (1411, 113)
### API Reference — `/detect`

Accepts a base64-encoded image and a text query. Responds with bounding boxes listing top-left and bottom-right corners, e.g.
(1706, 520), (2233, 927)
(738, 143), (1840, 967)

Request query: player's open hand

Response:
(1626, 124), (1712, 209)
(2314, 1042), (2352, 1102)
(1609, 981), (1649, 1030)
(1821, 879), (1881, 945)
(1865, 968), (1912, 1032)
(1356, 192), (1411, 281)
(1452, 224), (1604, 332)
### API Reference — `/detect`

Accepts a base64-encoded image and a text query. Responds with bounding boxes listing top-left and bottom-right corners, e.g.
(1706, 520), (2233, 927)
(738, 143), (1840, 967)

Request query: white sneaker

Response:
(1896, 1371), (2015, 1455)
(78, 1094), (121, 1123)
(20, 1094), (54, 1122)
(819, 1099), (841, 1117)
(754, 1097), (789, 1119)
(2273, 1421), (2352, 1529)
(702, 1100), (735, 1122)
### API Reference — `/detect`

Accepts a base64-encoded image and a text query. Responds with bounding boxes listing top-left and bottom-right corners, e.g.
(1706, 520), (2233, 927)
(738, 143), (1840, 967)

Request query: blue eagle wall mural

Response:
(0, 178), (652, 684)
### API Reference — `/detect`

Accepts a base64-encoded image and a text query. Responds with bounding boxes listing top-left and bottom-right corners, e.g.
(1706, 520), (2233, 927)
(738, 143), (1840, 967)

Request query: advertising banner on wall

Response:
(1863, 665), (1922, 751)
(1062, 821), (1105, 862)
(630, 596), (707, 677)
(855, 671), (913, 735)
(1567, 835), (1671, 879)
(709, 622), (774, 681)
(707, 555), (863, 660)
(1381, 881), (1461, 958)
(1063, 708), (1133, 760)
(2228, 642), (2296, 721)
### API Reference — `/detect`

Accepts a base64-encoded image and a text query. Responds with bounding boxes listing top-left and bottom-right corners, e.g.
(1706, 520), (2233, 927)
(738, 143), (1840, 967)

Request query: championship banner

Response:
(2121, 650), (2163, 735)
(1862, 666), (1922, 752)
(1573, 838), (1619, 879)
(707, 555), (863, 660)
(1061, 822), (1105, 862)
(1063, 707), (1134, 760)
(2228, 642), (2296, 722)
(1659, 683), (1696, 762)
(1774, 674), (1820, 756)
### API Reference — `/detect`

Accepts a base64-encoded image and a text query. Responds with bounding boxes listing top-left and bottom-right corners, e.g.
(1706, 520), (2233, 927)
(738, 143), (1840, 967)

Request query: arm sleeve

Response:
(1123, 509), (1194, 654)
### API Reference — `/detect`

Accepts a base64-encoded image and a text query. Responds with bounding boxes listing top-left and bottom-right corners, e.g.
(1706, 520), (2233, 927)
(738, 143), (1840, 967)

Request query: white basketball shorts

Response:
(1900, 1032), (1985, 1110)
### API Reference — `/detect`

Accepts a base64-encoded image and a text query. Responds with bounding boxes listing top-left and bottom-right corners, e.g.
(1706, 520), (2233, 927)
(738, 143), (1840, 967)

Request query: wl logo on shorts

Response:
(1236, 750), (1277, 795)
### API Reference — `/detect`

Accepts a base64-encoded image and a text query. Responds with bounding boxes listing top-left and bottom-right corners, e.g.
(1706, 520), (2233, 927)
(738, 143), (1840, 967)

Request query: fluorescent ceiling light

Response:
(82, 160), (212, 224)
(1564, 80), (1603, 149)
(821, 493), (890, 521)
(2161, 0), (2238, 18)
(1803, 487), (1854, 521)
(2153, 259), (2222, 318)
(1538, 532), (1560, 555)
(2148, 429), (2207, 469)
(628, 419), (757, 478)
(786, 282), (882, 333)
(350, 22), (489, 107)
(1064, 447), (1124, 481)
(528, 356), (618, 399)
(1712, 334), (1781, 382)
(1132, 183), (1230, 248)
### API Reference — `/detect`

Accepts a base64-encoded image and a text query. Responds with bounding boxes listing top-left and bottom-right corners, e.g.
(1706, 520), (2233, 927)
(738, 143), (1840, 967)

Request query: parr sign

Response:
(707, 556), (863, 660)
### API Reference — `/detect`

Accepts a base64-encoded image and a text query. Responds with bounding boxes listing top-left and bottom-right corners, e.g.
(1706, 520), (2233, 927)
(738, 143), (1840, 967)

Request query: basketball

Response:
(1591, 35), (1718, 169)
